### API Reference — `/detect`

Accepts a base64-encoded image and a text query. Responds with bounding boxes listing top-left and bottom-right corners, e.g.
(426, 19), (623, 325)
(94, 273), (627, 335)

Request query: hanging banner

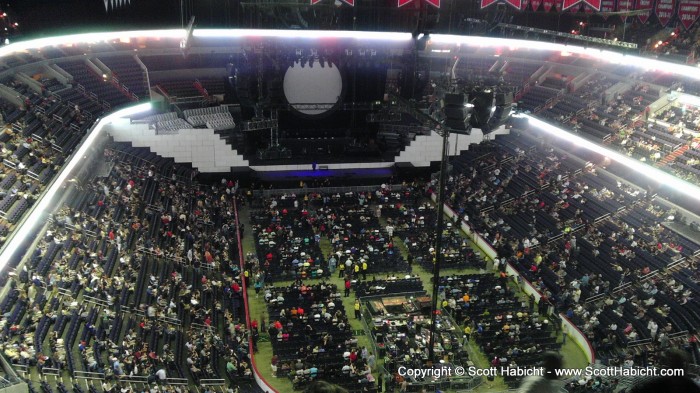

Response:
(425, 0), (441, 7)
(531, 0), (543, 10)
(482, 0), (498, 7)
(584, 0), (602, 9)
(636, 0), (654, 22)
(655, 0), (675, 25)
(584, 4), (597, 11)
(678, 0), (700, 29)
(522, 0), (531, 10)
(554, 0), (562, 11)
(562, 0), (581, 10)
(398, 0), (414, 6)
(617, 0), (634, 20)
(341, 0), (354, 4)
(601, 0), (616, 14)
(543, 0), (556, 11)
(311, 0), (322, 4)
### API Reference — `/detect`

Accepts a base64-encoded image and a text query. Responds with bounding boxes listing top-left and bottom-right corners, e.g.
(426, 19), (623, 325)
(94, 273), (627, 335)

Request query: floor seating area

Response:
(439, 273), (560, 388)
(381, 202), (486, 270)
(264, 282), (377, 393)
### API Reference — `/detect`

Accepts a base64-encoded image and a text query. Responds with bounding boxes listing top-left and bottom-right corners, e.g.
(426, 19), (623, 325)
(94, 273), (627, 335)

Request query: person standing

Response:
(354, 299), (361, 320)
(344, 278), (351, 297)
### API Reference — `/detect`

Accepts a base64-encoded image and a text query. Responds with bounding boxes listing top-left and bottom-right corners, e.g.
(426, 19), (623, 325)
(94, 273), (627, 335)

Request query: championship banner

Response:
(311, 0), (322, 4)
(584, 4), (597, 12)
(636, 0), (654, 22)
(522, 0), (531, 11)
(398, 0), (414, 6)
(600, 0), (616, 17)
(342, 0), (354, 4)
(617, 0), (634, 20)
(425, 0), (441, 7)
(481, 0), (521, 8)
(678, 0), (700, 29)
(562, 0), (581, 10)
(584, 0), (602, 9)
(506, 0), (523, 9)
(543, 0), (556, 12)
(655, 0), (675, 25)
(531, 0), (543, 11)
(554, 0), (562, 11)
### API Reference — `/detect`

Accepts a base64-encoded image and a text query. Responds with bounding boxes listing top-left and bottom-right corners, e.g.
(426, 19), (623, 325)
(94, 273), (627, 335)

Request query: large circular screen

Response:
(283, 59), (343, 116)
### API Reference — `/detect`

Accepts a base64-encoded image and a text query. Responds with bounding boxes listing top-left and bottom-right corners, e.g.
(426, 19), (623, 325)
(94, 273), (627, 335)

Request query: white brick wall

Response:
(107, 121), (249, 172)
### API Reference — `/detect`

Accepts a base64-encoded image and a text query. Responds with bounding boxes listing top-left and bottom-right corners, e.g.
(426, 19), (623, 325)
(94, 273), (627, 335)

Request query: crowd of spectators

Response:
(0, 78), (97, 247)
(263, 281), (377, 392)
(0, 142), (255, 392)
(440, 132), (700, 368)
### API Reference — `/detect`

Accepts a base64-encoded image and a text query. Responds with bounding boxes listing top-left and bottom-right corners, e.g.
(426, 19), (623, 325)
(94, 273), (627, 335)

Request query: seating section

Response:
(264, 282), (377, 392)
(155, 118), (192, 134)
(99, 56), (148, 99)
(382, 202), (486, 270)
(442, 131), (700, 367)
(183, 107), (235, 130)
(250, 204), (327, 282)
(156, 81), (201, 99)
(0, 142), (255, 391)
(0, 78), (101, 247)
(518, 85), (561, 113)
(440, 274), (560, 388)
(57, 61), (132, 109)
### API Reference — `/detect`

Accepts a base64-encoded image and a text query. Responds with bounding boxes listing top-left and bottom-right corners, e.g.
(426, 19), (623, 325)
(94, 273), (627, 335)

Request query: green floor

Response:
(239, 204), (588, 392)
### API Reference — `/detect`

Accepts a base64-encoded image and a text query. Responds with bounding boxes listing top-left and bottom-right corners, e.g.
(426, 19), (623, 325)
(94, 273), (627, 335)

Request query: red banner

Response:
(563, 0), (581, 10)
(531, 0), (543, 9)
(617, 0), (634, 20)
(655, 0), (675, 25)
(543, 0), (555, 11)
(499, 0), (523, 8)
(584, 0), (602, 9)
(311, 0), (322, 4)
(425, 0), (441, 7)
(636, 0), (654, 22)
(601, 0), (616, 11)
(398, 0), (414, 6)
(554, 0), (562, 11)
(522, 0), (531, 10)
(679, 0), (700, 29)
(341, 0), (354, 4)
(481, 0), (497, 7)
(584, 4), (597, 11)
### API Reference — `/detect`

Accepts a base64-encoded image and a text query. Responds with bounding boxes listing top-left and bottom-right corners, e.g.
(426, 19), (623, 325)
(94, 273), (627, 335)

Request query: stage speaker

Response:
(444, 106), (471, 119)
(444, 93), (469, 106)
(469, 88), (494, 130)
(496, 91), (514, 106)
(444, 92), (472, 133)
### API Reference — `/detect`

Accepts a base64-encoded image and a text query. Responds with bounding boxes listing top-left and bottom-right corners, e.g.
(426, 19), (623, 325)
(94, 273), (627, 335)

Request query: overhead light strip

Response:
(521, 114), (700, 202)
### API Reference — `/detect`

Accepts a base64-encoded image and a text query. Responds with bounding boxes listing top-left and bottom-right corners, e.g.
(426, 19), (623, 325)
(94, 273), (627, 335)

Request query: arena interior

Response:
(0, 1), (699, 393)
